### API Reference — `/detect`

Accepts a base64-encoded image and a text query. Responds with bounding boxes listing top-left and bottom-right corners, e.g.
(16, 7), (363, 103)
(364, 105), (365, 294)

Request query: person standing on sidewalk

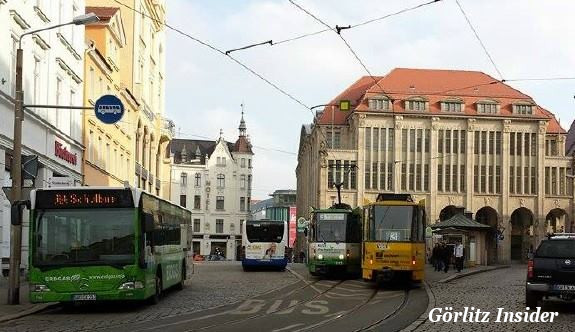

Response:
(454, 241), (465, 272)
(442, 242), (452, 273)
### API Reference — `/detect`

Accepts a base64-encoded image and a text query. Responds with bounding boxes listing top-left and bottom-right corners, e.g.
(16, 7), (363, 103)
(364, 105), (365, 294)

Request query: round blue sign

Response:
(94, 95), (125, 124)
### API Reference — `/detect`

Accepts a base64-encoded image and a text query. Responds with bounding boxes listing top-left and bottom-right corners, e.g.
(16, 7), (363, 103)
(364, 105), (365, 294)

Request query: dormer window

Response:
(368, 97), (390, 111)
(405, 98), (427, 111)
(441, 101), (463, 112)
(477, 101), (498, 114)
(513, 103), (533, 115)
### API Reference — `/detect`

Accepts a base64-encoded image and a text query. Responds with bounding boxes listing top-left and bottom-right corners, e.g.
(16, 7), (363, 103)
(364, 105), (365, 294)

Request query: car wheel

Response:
(525, 290), (540, 309)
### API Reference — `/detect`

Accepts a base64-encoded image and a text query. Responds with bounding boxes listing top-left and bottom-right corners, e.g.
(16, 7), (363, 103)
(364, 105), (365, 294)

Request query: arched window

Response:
(217, 174), (225, 188)
(195, 173), (201, 187)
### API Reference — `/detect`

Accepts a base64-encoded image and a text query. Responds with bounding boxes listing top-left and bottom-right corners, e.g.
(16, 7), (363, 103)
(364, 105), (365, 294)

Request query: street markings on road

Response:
(272, 323), (305, 332)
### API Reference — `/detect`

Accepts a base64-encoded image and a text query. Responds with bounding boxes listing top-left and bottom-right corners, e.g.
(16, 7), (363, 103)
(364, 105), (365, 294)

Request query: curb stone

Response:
(0, 302), (58, 323)
(401, 266), (510, 332)
(401, 281), (435, 332)
(438, 265), (510, 283)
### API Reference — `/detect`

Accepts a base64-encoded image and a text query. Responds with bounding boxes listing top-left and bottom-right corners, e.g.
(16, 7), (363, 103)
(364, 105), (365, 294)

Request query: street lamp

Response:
(7, 13), (99, 305)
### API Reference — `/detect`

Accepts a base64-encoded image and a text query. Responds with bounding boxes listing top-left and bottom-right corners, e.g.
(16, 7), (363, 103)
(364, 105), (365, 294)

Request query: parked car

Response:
(526, 233), (575, 307)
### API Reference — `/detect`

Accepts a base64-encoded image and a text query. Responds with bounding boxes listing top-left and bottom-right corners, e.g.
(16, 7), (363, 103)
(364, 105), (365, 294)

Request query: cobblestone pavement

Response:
(418, 265), (574, 332)
(0, 262), (298, 332)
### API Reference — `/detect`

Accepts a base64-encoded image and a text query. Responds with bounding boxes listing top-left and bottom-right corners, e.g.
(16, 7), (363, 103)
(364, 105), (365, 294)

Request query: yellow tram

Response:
(362, 194), (426, 284)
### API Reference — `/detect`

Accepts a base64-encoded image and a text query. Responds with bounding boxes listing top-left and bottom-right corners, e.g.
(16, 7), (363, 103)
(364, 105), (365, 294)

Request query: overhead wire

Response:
(272, 0), (442, 46)
(288, 0), (390, 95)
(454, 0), (504, 80)
(112, 0), (335, 160)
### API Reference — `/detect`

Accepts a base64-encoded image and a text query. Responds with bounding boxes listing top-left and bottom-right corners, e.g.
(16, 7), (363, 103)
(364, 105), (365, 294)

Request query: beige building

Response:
(84, 0), (172, 198)
(297, 68), (574, 265)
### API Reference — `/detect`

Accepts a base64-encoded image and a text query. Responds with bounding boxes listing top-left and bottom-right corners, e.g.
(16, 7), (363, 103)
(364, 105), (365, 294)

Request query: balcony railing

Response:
(156, 178), (161, 190)
(135, 162), (142, 176)
(142, 168), (148, 180)
(149, 173), (154, 185)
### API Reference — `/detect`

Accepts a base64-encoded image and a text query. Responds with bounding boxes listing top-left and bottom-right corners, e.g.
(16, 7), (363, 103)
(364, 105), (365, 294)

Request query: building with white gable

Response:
(169, 113), (253, 260)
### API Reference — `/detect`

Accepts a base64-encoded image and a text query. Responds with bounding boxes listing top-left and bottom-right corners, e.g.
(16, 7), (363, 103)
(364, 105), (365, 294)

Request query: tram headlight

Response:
(338, 254), (344, 260)
(318, 254), (323, 260)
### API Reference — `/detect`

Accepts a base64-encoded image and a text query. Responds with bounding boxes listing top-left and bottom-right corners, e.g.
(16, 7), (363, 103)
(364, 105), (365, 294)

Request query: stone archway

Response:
(510, 207), (534, 262)
(439, 205), (459, 221)
(476, 206), (499, 265)
(545, 208), (569, 234)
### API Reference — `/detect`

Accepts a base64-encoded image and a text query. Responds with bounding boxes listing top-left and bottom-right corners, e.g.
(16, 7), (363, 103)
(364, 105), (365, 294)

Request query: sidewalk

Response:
(0, 278), (57, 323)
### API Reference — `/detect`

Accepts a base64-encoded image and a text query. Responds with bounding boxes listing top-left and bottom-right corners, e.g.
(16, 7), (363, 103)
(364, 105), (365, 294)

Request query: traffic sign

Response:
(2, 186), (34, 204)
(94, 95), (124, 124)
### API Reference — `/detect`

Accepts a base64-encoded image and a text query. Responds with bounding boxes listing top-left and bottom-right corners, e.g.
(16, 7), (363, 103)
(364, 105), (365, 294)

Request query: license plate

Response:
(73, 294), (96, 301)
(553, 285), (575, 291)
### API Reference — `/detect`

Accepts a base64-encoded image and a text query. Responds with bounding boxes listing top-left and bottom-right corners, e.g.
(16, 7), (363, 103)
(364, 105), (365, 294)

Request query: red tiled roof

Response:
(317, 76), (380, 125)
(234, 136), (253, 154)
(86, 6), (119, 22)
(318, 68), (566, 133)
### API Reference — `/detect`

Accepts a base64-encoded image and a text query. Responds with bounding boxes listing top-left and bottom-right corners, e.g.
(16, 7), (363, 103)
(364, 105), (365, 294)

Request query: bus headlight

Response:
(118, 281), (144, 290)
(338, 254), (344, 260)
(318, 254), (323, 260)
(31, 284), (51, 292)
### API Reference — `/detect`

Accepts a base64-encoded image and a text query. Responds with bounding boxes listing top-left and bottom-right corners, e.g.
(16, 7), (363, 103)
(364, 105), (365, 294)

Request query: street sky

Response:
(165, 0), (575, 200)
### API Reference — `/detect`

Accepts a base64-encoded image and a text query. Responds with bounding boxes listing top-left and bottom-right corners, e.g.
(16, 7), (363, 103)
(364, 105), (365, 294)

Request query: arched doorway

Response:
(510, 207), (534, 262)
(545, 208), (569, 234)
(476, 207), (499, 265)
(439, 205), (459, 221)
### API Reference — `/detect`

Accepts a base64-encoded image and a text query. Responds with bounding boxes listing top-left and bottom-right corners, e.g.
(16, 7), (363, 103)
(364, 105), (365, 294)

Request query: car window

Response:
(535, 240), (575, 259)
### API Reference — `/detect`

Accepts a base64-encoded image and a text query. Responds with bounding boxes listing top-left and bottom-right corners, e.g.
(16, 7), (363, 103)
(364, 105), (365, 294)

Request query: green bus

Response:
(28, 187), (192, 304)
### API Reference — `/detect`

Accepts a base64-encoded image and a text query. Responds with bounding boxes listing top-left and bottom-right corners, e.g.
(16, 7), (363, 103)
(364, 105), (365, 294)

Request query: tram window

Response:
(371, 206), (414, 241)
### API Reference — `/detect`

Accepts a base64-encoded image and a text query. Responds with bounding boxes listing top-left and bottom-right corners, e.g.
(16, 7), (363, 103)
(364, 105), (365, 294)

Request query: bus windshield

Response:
(316, 220), (346, 242)
(33, 208), (135, 267)
(371, 206), (414, 241)
(246, 222), (284, 243)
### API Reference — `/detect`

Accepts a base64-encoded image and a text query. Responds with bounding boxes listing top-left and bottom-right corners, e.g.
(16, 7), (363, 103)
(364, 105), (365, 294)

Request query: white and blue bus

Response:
(241, 219), (288, 271)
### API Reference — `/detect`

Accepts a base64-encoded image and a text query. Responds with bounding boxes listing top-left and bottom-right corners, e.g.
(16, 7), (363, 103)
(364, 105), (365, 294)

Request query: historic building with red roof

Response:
(297, 68), (573, 265)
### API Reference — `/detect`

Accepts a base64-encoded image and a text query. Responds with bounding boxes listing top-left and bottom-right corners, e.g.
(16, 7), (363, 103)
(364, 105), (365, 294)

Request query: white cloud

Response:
(166, 0), (575, 198)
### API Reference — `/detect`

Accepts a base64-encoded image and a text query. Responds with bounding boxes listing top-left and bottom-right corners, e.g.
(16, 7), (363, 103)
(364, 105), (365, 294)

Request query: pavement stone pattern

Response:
(0, 262), (298, 332)
(418, 265), (574, 332)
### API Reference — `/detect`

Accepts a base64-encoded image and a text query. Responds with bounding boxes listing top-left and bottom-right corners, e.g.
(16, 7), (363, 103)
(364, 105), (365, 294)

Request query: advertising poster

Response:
(289, 207), (297, 247)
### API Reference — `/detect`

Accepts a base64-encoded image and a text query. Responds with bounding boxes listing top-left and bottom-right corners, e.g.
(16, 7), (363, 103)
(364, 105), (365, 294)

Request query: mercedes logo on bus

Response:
(565, 259), (572, 266)
(78, 277), (90, 291)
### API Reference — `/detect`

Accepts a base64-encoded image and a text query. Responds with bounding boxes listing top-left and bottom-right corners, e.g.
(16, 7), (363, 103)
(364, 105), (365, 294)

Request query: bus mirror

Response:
(143, 214), (154, 233)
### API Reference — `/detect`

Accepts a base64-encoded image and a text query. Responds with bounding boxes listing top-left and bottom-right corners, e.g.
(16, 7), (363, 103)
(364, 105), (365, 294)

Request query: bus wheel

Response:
(175, 262), (185, 291)
(149, 272), (162, 305)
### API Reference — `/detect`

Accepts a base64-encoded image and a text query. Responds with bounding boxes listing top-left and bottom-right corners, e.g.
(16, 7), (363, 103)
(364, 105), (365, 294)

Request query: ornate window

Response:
(217, 174), (225, 188)
(513, 103), (533, 115)
(195, 173), (201, 187)
(405, 97), (427, 111)
(368, 97), (390, 111)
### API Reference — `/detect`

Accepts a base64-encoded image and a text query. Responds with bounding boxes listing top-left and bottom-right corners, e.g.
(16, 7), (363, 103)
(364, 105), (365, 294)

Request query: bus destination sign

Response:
(319, 213), (345, 221)
(36, 189), (134, 209)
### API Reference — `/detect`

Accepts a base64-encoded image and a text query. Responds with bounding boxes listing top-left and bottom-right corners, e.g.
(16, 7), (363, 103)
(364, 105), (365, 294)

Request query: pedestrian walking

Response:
(454, 241), (464, 272)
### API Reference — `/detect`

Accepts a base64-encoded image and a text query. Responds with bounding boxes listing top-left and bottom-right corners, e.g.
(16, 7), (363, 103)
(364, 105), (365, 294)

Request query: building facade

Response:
(0, 0), (87, 272)
(297, 68), (575, 265)
(567, 120), (575, 156)
(85, 0), (172, 198)
(169, 114), (253, 260)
